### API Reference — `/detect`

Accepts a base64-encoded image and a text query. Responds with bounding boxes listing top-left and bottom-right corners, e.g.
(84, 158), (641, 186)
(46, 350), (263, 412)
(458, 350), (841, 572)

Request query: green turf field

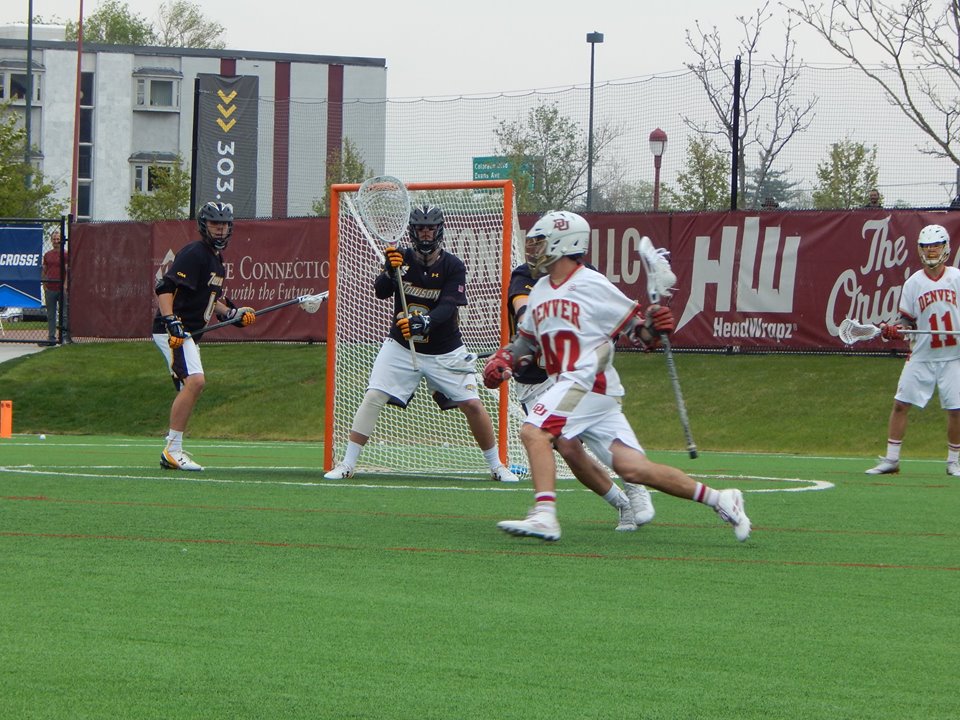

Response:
(2, 435), (957, 719)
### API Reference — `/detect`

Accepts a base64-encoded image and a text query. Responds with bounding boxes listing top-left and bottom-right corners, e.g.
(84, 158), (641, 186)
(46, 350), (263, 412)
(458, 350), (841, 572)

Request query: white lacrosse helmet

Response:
(526, 211), (591, 276)
(917, 224), (951, 269)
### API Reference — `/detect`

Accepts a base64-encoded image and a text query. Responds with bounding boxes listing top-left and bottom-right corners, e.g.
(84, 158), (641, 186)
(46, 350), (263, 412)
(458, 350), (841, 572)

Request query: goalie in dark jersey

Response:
(324, 205), (519, 482)
(152, 202), (257, 471)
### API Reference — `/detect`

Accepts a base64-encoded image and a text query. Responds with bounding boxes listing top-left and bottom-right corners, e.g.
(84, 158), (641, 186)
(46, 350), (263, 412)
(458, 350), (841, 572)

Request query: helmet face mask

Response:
(198, 201), (234, 250)
(917, 224), (951, 270)
(526, 211), (590, 276)
(408, 205), (445, 259)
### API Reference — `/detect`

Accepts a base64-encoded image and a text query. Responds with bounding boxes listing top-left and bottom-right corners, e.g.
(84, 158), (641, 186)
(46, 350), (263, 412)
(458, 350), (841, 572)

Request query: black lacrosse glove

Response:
(397, 311), (430, 340)
(163, 314), (188, 350)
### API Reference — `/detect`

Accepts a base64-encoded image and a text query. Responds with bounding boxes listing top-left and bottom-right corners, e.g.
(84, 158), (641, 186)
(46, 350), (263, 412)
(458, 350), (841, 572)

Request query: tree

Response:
(790, 0), (959, 168)
(65, 0), (226, 49)
(493, 102), (619, 213)
(685, 0), (817, 209)
(155, 1), (226, 49)
(126, 155), (191, 220)
(811, 138), (880, 209)
(312, 138), (371, 216)
(744, 150), (803, 208)
(0, 110), (64, 218)
(66, 0), (156, 45)
(664, 134), (729, 211)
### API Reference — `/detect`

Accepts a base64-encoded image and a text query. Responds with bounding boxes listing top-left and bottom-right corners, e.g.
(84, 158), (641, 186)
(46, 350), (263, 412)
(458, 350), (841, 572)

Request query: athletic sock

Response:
(603, 483), (631, 509)
(534, 492), (557, 511)
(948, 444), (960, 464)
(482, 446), (500, 470)
(165, 429), (183, 453)
(886, 439), (903, 462)
(342, 441), (363, 468)
(692, 482), (720, 508)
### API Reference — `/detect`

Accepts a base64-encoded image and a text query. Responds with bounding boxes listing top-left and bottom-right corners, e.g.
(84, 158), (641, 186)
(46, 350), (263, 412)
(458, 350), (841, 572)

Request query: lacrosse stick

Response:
(350, 175), (419, 368)
(638, 236), (698, 459)
(193, 292), (328, 338)
(837, 317), (960, 345)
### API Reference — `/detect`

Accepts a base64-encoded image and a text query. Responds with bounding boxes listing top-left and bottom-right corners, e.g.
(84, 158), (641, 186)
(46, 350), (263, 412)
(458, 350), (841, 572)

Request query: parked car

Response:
(0, 307), (47, 322)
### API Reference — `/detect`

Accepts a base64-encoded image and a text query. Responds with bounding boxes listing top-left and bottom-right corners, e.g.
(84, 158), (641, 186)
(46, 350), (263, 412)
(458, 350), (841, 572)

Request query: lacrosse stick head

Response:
(356, 175), (412, 246)
(638, 236), (677, 303)
(838, 318), (880, 344)
(299, 291), (329, 314)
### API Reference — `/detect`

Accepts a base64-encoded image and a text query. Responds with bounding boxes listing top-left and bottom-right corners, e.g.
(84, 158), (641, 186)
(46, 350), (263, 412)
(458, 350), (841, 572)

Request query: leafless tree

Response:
(685, 1), (818, 208)
(788, 0), (959, 166)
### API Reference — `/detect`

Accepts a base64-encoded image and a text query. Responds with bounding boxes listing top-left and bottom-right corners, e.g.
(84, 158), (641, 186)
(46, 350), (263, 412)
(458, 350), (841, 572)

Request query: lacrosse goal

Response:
(324, 180), (528, 477)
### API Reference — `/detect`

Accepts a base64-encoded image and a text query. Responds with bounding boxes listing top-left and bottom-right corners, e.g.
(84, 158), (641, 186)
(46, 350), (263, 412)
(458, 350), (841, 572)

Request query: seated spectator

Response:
(864, 188), (882, 208)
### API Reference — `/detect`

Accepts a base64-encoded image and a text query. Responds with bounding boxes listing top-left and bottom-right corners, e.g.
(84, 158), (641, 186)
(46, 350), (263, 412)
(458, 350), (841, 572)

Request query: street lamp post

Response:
(649, 128), (668, 211)
(586, 31), (604, 211)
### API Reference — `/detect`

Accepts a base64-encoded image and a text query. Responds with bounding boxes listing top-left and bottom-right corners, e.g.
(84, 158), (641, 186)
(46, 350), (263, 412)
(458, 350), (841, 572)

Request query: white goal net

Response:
(325, 180), (530, 477)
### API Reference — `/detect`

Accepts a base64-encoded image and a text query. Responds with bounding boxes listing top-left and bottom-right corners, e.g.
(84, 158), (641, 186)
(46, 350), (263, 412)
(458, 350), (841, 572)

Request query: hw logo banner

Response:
(677, 216), (801, 331)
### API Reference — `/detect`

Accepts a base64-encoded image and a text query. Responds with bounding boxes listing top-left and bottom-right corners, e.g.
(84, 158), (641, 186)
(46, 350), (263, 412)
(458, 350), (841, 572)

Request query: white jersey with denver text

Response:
(518, 264), (638, 396)
(899, 265), (960, 362)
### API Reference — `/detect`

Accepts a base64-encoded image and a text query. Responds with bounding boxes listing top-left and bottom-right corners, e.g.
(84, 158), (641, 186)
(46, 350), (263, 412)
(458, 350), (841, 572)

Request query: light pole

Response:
(586, 31), (604, 211)
(649, 127), (667, 211)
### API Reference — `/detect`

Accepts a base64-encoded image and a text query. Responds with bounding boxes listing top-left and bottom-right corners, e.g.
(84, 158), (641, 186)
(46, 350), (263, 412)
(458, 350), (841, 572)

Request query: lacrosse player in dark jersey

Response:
(324, 205), (519, 482)
(508, 260), (655, 531)
(152, 202), (257, 471)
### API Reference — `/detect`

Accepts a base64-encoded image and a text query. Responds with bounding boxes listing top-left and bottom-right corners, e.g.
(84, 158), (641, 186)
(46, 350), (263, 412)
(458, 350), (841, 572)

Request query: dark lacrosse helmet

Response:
(408, 205), (445, 258)
(197, 201), (234, 250)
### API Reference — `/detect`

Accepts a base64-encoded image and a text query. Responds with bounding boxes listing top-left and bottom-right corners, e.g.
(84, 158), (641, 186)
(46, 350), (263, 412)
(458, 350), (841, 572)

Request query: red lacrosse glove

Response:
(483, 348), (515, 388)
(646, 304), (675, 335)
(880, 322), (904, 340)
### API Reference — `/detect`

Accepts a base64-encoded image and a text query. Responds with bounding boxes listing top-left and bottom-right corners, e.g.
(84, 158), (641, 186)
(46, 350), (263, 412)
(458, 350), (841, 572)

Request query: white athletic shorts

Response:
(895, 357), (960, 409)
(368, 337), (480, 407)
(523, 379), (643, 465)
(153, 333), (204, 388)
(515, 376), (553, 411)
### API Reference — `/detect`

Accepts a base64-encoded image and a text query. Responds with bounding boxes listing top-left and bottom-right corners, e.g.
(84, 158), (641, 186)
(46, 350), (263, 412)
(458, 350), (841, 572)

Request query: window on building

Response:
(130, 154), (178, 194)
(134, 77), (180, 110)
(0, 71), (42, 103)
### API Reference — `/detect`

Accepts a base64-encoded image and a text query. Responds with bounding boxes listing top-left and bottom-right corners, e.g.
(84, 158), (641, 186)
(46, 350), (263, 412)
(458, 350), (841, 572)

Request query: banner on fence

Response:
(0, 225), (43, 308)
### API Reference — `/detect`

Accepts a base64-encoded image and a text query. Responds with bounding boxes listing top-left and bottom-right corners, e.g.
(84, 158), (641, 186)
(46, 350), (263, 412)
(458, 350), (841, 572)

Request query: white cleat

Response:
(947, 461), (960, 477)
(615, 502), (638, 532)
(497, 507), (560, 541)
(624, 482), (656, 526)
(865, 457), (900, 475)
(160, 448), (203, 472)
(715, 488), (751, 542)
(492, 465), (520, 483)
(323, 463), (355, 480)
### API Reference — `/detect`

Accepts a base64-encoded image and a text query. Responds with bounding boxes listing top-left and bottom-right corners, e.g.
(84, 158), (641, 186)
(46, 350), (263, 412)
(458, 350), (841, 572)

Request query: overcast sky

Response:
(17, 0), (843, 98)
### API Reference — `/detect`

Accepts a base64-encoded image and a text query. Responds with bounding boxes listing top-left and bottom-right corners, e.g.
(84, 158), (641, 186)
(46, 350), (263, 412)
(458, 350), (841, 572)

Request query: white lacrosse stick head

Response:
(838, 318), (881, 344)
(638, 236), (677, 302)
(356, 175), (411, 245)
(299, 291), (329, 314)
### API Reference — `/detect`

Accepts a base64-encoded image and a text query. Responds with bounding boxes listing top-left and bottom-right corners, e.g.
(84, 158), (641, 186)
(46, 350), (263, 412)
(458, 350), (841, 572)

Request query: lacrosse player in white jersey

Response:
(508, 260), (655, 531)
(483, 211), (751, 542)
(867, 224), (960, 476)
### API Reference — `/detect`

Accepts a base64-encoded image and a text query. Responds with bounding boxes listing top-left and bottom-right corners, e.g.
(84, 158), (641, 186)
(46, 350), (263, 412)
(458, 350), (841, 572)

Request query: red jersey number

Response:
(541, 330), (581, 375)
